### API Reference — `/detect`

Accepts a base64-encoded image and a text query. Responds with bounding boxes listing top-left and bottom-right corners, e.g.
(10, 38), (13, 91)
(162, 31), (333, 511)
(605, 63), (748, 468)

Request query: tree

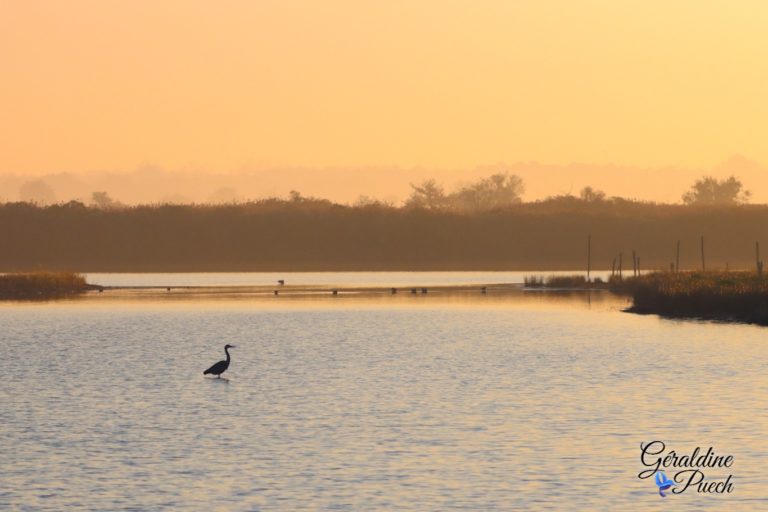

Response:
(354, 195), (393, 208)
(91, 191), (120, 209)
(19, 180), (56, 205)
(682, 176), (750, 205)
(405, 179), (447, 209)
(580, 186), (606, 202)
(451, 173), (524, 210)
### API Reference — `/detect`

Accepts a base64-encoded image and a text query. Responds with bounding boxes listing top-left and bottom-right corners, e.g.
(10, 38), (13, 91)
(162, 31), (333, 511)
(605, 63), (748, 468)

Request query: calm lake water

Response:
(84, 270), (614, 288)
(2, 272), (767, 510)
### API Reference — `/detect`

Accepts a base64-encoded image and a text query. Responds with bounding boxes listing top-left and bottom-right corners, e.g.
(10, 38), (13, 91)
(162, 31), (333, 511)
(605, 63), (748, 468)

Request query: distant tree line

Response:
(1, 185), (766, 272)
(11, 172), (751, 209)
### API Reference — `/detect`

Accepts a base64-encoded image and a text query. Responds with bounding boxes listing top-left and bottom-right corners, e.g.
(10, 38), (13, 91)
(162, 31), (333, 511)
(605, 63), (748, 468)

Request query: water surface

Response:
(1, 274), (766, 510)
(84, 270), (613, 288)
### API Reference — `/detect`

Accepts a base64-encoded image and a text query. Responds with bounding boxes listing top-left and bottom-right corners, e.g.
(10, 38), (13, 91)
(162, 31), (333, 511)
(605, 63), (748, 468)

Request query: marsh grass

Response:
(0, 272), (89, 299)
(524, 274), (593, 288)
(619, 271), (768, 324)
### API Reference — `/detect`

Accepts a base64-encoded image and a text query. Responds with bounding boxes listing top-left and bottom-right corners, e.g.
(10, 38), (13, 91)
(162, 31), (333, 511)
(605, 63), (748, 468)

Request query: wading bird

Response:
(203, 344), (236, 378)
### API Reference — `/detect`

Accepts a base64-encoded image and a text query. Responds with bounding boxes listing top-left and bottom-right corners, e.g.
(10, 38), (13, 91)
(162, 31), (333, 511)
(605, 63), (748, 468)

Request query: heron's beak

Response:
(230, 345), (237, 348)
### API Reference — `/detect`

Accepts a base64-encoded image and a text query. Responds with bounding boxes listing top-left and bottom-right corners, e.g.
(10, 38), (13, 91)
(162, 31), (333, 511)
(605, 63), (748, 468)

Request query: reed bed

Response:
(524, 274), (602, 288)
(619, 271), (768, 324)
(0, 272), (89, 299)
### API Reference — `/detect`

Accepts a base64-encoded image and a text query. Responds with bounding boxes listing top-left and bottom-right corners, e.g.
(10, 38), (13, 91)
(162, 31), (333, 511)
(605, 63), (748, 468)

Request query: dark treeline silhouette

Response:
(3, 192), (768, 272)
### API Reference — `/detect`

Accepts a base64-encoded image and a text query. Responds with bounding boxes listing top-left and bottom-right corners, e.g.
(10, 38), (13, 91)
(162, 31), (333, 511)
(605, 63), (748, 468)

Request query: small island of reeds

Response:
(524, 274), (608, 289)
(0, 272), (90, 300)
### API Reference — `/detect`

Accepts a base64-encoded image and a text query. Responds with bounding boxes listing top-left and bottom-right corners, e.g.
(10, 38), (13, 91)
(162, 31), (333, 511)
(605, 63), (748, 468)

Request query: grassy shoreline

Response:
(618, 271), (768, 325)
(526, 271), (768, 325)
(0, 272), (90, 300)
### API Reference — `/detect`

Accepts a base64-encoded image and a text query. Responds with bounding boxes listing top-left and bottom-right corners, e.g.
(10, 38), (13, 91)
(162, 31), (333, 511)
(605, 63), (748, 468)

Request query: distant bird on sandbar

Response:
(278, 279), (285, 285)
(203, 344), (236, 378)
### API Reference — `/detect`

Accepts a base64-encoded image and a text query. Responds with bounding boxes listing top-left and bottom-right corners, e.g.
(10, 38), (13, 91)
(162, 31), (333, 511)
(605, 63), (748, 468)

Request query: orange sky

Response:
(2, 1), (768, 198)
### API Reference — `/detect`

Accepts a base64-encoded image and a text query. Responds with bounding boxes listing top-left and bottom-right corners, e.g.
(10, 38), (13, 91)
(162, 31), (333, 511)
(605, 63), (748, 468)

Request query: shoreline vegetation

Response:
(0, 172), (763, 272)
(0, 272), (90, 300)
(523, 275), (608, 288)
(621, 271), (768, 325)
(2, 200), (768, 272)
(525, 271), (768, 325)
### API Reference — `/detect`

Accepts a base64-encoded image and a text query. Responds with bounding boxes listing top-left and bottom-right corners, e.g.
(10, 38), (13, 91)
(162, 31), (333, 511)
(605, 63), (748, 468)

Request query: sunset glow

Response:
(2, 1), (767, 183)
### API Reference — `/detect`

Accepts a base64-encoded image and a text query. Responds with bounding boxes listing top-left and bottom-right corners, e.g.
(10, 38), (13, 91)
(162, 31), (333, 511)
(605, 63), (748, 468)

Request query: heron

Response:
(203, 344), (236, 378)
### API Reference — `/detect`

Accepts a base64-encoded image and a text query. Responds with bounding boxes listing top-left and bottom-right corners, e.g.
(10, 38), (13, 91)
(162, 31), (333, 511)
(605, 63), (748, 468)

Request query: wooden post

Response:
(757, 241), (763, 276)
(700, 236), (705, 271)
(611, 257), (616, 277)
(587, 235), (591, 283)
(676, 240), (680, 272)
(619, 252), (623, 278)
(637, 257), (640, 275)
(632, 250), (637, 277)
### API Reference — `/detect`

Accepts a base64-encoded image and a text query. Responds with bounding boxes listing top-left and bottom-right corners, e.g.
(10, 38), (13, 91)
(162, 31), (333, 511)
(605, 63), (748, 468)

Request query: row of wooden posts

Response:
(586, 235), (766, 280)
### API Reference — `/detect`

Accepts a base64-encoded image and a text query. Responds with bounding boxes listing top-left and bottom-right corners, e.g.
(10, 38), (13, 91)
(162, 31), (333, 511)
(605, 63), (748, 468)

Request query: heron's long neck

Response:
(225, 347), (231, 363)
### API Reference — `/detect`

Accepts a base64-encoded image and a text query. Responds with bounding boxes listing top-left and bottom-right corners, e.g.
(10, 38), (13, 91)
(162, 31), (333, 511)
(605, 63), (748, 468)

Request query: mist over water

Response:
(1, 273), (767, 510)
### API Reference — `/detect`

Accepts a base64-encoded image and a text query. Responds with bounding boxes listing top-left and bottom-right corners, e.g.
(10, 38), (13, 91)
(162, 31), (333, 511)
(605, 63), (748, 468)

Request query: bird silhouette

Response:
(203, 344), (236, 378)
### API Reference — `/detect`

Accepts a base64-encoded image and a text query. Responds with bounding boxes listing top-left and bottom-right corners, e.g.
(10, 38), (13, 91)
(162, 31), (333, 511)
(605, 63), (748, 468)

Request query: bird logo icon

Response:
(655, 471), (676, 497)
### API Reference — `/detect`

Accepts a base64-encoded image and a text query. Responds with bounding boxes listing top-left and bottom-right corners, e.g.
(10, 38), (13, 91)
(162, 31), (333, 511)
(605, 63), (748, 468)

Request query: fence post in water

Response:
(587, 234), (591, 283)
(611, 257), (616, 277)
(676, 240), (680, 272)
(700, 236), (706, 271)
(757, 241), (763, 276)
(637, 257), (640, 275)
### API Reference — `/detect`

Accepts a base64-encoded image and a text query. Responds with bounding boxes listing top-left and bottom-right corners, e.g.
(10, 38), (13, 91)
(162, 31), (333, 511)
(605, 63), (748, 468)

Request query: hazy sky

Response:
(2, 1), (767, 196)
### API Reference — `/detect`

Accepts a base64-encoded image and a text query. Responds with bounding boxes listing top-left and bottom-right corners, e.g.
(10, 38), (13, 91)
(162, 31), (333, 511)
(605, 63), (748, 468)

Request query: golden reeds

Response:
(0, 272), (88, 299)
